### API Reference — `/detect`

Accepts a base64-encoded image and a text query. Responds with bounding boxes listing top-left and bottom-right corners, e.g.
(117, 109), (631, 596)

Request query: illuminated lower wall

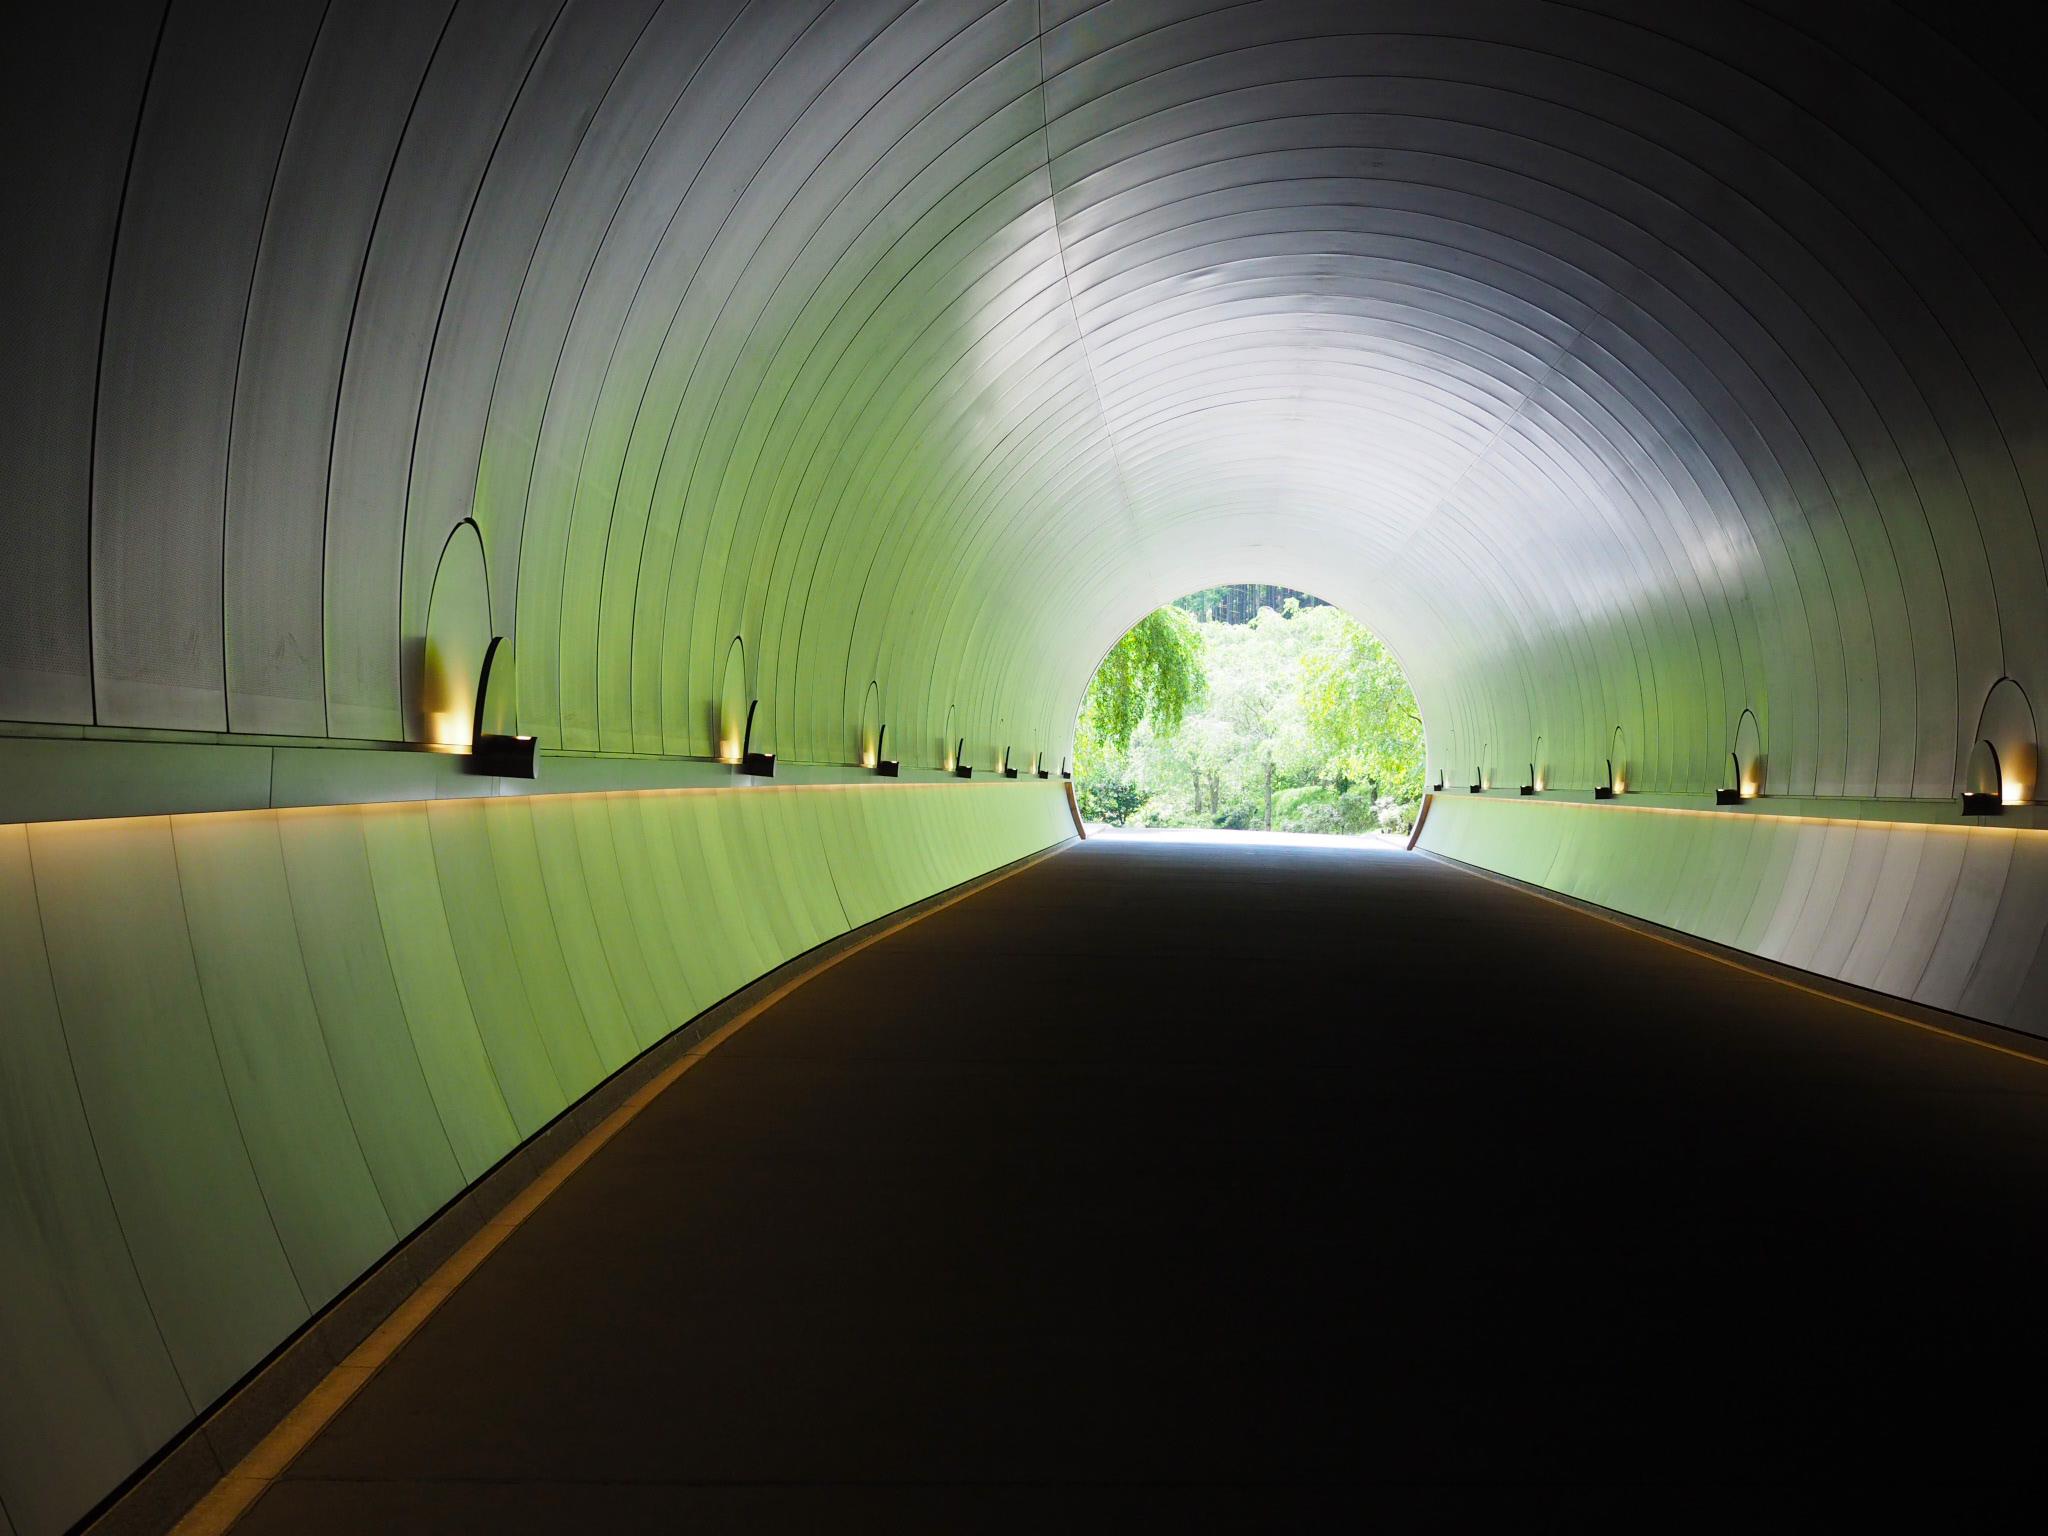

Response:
(0, 780), (1071, 1536)
(1416, 797), (2048, 1033)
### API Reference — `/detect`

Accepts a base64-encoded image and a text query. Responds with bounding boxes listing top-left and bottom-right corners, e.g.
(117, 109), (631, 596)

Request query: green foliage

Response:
(1076, 606), (1206, 763)
(1076, 770), (1147, 827)
(1077, 591), (1425, 837)
(1299, 616), (1425, 811)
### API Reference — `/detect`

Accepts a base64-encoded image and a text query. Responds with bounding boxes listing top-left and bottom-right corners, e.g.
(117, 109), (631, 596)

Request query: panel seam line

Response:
(1032, 0), (1143, 538)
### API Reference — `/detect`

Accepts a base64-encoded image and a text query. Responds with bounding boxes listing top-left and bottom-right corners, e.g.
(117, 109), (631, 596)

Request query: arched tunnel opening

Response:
(1071, 585), (1426, 837)
(4, 2), (2048, 1528)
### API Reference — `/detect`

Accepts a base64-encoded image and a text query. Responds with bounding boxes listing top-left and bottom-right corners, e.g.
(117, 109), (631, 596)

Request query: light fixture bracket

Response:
(738, 699), (776, 777)
(466, 733), (537, 779)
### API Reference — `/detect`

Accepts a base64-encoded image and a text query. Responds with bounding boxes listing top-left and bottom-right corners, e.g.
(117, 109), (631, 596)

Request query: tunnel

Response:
(4, 2), (2047, 1529)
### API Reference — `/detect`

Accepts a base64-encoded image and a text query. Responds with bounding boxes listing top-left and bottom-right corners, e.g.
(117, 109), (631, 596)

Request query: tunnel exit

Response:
(1072, 586), (1424, 839)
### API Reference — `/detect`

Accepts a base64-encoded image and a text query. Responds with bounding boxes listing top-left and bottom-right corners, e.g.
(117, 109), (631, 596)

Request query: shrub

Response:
(1289, 798), (1350, 834)
(1078, 772), (1147, 827)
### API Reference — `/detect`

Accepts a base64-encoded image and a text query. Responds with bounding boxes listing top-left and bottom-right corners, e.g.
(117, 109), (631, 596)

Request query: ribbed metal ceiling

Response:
(4, 0), (2043, 794)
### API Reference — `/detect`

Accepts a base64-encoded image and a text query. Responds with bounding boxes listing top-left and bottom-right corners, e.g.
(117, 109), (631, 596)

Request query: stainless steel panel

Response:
(225, 0), (455, 735)
(0, 826), (190, 1536)
(0, 4), (161, 725)
(90, 1), (326, 728)
(26, 816), (308, 1405)
(170, 811), (397, 1305)
(323, 0), (559, 739)
(0, 780), (1070, 1532)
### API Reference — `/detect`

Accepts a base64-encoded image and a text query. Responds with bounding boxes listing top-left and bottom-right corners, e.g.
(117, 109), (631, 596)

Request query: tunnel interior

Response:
(4, 3), (2048, 1531)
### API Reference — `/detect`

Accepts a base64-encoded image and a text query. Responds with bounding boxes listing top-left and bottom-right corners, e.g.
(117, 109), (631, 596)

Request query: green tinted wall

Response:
(8, 2), (2044, 803)
(1417, 796), (2048, 1030)
(0, 782), (1070, 1534)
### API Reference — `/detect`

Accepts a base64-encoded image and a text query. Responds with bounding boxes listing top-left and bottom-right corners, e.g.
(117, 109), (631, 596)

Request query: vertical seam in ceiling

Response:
(317, 2), (463, 738)
(1031, 0), (1142, 539)
(222, 0), (339, 736)
(392, 0), (573, 739)
(83, 0), (174, 729)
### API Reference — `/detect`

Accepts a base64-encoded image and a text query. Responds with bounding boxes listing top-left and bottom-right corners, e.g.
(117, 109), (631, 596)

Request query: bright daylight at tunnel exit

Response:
(1072, 587), (1425, 839)
(5, 2), (2048, 1531)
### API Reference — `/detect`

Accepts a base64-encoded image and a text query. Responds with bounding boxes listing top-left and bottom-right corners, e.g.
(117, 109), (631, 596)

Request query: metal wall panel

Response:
(357, 802), (522, 1174)
(323, 0), (560, 740)
(556, 794), (671, 1052)
(170, 813), (397, 1306)
(601, 791), (703, 1026)
(90, 0), (326, 728)
(629, 791), (726, 1006)
(224, 0), (455, 735)
(1418, 796), (2048, 1038)
(0, 4), (162, 724)
(0, 827), (190, 1536)
(25, 818), (309, 1405)
(0, 781), (1071, 1534)
(275, 807), (467, 1233)
(424, 800), (572, 1131)
(398, 0), (663, 737)
(525, 796), (643, 1072)
(482, 798), (609, 1097)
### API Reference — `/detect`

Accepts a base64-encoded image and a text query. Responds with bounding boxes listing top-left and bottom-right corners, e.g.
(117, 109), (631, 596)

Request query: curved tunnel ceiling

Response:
(5, 0), (2045, 797)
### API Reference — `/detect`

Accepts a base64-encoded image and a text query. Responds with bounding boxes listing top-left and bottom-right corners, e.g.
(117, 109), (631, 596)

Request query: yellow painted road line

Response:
(170, 842), (1069, 1536)
(1421, 849), (2048, 1073)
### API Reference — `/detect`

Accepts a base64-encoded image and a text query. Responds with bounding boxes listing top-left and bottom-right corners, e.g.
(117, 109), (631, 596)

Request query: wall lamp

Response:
(1432, 770), (1445, 792)
(737, 699), (776, 777)
(467, 734), (537, 778)
(1715, 752), (1757, 805)
(1002, 746), (1018, 779)
(1060, 757), (1072, 781)
(1962, 739), (2004, 815)
(1035, 750), (1050, 780)
(952, 738), (973, 779)
(1468, 766), (1484, 794)
(1967, 680), (2037, 813)
(463, 636), (536, 778)
(1594, 758), (1618, 799)
(1519, 762), (1538, 796)
(1718, 713), (1764, 804)
(872, 724), (900, 777)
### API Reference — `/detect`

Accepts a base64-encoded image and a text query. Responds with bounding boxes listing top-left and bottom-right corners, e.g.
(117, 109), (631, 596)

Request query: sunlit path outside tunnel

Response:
(5, 1), (2048, 1529)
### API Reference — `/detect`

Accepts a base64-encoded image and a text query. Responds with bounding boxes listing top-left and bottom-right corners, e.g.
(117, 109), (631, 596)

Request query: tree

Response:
(1076, 606), (1206, 760)
(1298, 613), (1425, 815)
(1076, 770), (1147, 827)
